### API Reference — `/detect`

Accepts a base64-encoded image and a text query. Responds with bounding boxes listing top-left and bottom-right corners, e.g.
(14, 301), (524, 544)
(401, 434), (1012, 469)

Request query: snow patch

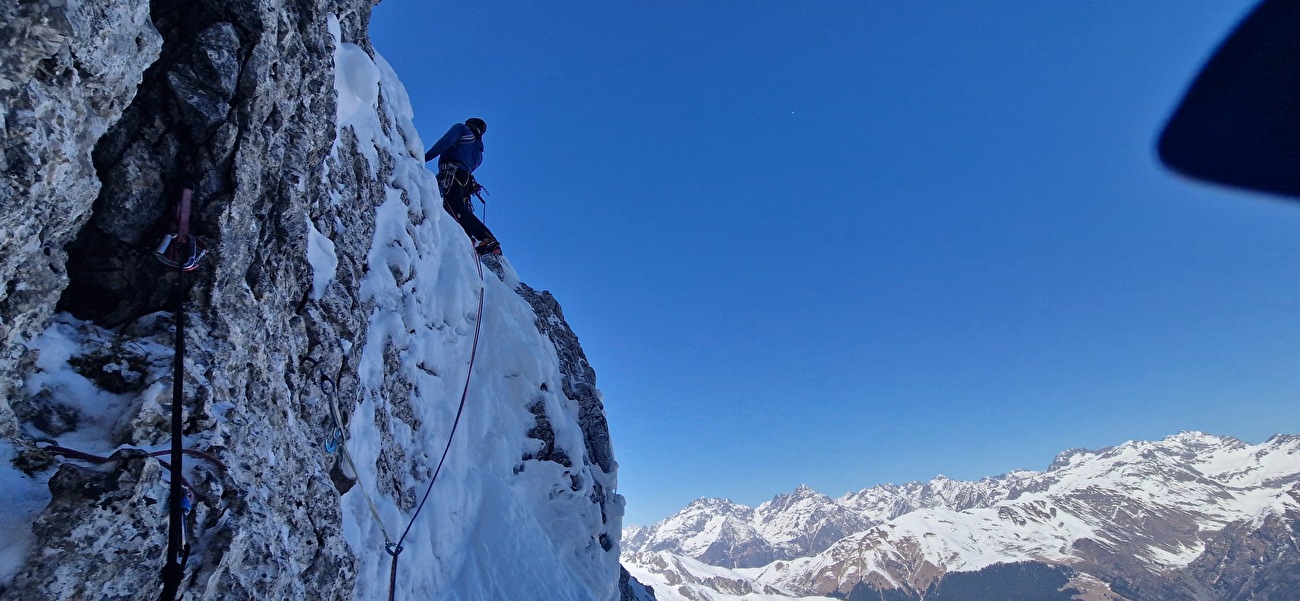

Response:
(329, 13), (383, 176)
(0, 445), (49, 586)
(306, 214), (338, 301)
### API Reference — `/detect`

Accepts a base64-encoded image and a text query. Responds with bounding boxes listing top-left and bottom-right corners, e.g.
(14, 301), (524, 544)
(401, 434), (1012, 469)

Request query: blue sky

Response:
(369, 1), (1300, 526)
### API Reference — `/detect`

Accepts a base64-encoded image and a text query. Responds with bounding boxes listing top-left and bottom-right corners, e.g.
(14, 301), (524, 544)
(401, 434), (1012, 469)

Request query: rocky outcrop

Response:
(1, 0), (634, 599)
(503, 272), (615, 474)
(1186, 500), (1300, 600)
(0, 0), (163, 440)
(620, 565), (657, 601)
(482, 257), (657, 600)
(3, 0), (371, 597)
(484, 256), (619, 552)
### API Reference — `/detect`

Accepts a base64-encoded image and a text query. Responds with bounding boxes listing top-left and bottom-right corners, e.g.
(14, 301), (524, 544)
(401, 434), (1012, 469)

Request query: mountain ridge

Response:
(624, 431), (1300, 601)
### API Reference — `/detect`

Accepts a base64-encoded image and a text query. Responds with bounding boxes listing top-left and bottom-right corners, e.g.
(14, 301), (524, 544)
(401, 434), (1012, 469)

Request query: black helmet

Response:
(466, 118), (487, 136)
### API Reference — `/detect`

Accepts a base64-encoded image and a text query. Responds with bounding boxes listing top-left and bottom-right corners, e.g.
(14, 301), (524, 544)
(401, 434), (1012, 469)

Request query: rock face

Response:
(0, 0), (641, 599)
(2, 1), (370, 598)
(0, 0), (163, 441)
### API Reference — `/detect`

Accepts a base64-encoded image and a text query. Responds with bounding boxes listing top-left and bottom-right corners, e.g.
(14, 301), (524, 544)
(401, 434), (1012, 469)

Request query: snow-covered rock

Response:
(0, 1), (642, 600)
(0, 0), (163, 442)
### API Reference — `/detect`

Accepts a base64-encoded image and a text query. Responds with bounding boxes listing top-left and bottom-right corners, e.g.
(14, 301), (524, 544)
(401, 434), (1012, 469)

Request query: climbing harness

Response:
(321, 241), (486, 601)
(437, 163), (488, 211)
(157, 187), (207, 601)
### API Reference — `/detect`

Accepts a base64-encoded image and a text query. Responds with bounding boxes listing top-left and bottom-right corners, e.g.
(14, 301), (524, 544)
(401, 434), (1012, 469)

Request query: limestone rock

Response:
(1, 0), (639, 599)
(0, 0), (163, 440)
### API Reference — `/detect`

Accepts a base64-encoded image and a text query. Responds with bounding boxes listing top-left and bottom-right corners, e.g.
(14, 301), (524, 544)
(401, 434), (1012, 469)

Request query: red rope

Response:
(175, 189), (192, 244)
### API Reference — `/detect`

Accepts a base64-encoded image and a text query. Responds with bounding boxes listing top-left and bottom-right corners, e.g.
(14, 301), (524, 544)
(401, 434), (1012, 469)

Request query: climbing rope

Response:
(385, 248), (485, 601)
(385, 245), (485, 601)
(158, 188), (201, 601)
(321, 242), (486, 601)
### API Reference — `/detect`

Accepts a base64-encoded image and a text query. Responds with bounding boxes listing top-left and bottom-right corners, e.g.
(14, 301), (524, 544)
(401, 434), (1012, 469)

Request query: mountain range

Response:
(623, 432), (1300, 601)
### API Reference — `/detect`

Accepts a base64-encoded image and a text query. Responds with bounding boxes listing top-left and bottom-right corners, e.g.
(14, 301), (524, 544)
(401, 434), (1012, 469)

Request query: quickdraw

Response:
(154, 234), (208, 271)
(153, 189), (208, 272)
(324, 427), (345, 454)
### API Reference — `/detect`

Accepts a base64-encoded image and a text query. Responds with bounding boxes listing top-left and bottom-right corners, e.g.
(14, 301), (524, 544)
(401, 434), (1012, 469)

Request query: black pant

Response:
(439, 166), (495, 244)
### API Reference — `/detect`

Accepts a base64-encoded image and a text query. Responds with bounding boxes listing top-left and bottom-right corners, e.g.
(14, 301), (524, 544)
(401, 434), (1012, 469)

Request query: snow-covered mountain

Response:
(0, 1), (648, 600)
(838, 470), (1039, 523)
(623, 472), (1036, 567)
(625, 432), (1300, 601)
(630, 497), (775, 568)
(752, 485), (878, 562)
(627, 486), (877, 569)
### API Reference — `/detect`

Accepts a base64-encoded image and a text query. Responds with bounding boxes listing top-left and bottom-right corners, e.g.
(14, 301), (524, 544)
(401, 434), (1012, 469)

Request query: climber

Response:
(425, 117), (500, 255)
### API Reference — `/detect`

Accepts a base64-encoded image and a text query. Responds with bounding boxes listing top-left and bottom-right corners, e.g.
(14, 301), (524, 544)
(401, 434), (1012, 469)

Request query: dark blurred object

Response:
(1158, 0), (1300, 200)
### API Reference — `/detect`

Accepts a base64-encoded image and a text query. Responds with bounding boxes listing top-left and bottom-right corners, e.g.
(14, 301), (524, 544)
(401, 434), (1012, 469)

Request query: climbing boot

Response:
(475, 238), (501, 255)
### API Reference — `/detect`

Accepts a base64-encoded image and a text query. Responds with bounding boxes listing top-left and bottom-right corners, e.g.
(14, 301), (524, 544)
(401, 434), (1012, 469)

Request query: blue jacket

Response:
(424, 123), (483, 172)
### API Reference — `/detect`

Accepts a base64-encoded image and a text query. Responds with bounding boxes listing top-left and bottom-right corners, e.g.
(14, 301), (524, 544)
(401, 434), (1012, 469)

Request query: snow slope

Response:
(328, 16), (625, 600)
(624, 551), (835, 601)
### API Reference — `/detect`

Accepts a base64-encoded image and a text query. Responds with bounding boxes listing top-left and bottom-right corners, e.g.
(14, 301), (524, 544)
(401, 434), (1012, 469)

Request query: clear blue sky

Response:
(370, 1), (1300, 526)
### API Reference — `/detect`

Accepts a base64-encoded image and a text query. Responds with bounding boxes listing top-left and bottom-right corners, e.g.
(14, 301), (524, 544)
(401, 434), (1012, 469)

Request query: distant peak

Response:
(1168, 430), (1212, 440)
(1165, 431), (1228, 445)
(1266, 433), (1300, 445)
(1048, 447), (1096, 471)
(684, 497), (747, 512)
(773, 484), (829, 504)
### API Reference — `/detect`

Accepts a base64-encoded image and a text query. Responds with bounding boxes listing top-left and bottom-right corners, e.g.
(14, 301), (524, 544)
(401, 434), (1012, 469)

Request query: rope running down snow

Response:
(386, 245), (487, 601)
